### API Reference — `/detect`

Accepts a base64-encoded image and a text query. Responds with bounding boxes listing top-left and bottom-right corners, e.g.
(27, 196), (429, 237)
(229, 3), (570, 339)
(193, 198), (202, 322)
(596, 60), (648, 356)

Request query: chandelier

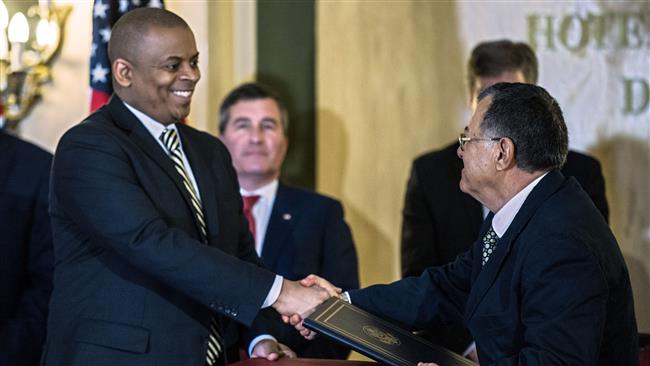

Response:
(0, 0), (70, 130)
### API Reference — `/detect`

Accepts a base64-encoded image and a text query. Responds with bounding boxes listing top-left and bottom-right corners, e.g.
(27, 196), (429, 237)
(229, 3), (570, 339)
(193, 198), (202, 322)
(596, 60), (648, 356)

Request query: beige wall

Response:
(317, 1), (466, 286)
(201, 0), (257, 136)
(316, 4), (466, 359)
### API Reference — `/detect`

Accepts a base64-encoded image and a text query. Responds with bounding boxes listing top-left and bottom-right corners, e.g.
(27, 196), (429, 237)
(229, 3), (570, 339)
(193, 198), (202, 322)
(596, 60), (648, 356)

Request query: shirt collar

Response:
(240, 179), (279, 202)
(492, 172), (548, 237)
(123, 101), (177, 144)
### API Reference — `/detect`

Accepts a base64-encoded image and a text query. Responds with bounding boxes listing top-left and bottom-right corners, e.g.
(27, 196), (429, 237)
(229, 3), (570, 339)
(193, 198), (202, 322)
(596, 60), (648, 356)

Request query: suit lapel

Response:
(464, 213), (514, 321)
(261, 184), (296, 269)
(464, 171), (566, 321)
(106, 97), (203, 238)
(177, 124), (220, 240)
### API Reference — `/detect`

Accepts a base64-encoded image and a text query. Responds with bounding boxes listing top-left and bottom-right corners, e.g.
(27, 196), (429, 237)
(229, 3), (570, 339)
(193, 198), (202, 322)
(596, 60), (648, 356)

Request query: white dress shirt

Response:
(125, 103), (202, 201)
(241, 180), (279, 256)
(491, 172), (548, 237)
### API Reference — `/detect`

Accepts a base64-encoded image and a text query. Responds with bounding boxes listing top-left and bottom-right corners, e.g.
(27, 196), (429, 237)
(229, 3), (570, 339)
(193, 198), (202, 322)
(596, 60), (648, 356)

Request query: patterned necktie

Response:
(242, 195), (260, 240)
(481, 226), (499, 266)
(159, 128), (222, 365)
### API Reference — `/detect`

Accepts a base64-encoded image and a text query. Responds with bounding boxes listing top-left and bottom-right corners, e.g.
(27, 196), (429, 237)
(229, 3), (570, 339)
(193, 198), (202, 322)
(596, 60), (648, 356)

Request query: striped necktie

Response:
(159, 128), (223, 365)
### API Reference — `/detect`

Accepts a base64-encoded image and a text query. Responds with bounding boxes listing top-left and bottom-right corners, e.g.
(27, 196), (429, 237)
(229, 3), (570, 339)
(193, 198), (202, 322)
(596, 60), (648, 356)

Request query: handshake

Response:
(271, 274), (338, 340)
(267, 276), (442, 366)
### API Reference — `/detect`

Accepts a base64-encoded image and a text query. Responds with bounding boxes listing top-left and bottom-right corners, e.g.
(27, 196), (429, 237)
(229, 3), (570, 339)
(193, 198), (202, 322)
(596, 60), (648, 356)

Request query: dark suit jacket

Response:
(254, 184), (358, 359)
(401, 142), (609, 277)
(42, 96), (276, 366)
(353, 171), (638, 365)
(400, 143), (609, 352)
(0, 132), (53, 366)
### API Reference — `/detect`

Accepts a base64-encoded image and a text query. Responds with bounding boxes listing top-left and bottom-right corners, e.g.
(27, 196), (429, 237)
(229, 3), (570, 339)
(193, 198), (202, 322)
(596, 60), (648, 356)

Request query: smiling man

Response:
(43, 8), (331, 366)
(218, 83), (359, 359)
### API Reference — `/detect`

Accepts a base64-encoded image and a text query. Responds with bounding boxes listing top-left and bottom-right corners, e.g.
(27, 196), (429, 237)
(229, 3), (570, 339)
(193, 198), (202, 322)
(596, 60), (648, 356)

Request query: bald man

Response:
(43, 8), (327, 366)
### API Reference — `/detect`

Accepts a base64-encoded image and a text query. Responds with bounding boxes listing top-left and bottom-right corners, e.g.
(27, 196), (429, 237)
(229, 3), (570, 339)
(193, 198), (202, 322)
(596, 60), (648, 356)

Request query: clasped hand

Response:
(272, 274), (341, 340)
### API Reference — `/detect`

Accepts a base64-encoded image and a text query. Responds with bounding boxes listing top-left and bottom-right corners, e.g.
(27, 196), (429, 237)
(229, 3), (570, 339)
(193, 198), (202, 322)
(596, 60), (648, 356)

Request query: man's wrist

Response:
(248, 334), (277, 356)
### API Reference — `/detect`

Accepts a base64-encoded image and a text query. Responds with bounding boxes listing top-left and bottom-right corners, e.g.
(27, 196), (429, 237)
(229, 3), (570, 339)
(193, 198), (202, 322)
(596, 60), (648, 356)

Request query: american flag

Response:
(90, 0), (164, 112)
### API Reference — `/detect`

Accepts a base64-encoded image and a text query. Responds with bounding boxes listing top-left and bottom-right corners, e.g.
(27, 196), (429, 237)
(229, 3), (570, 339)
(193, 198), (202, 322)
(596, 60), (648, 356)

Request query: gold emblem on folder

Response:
(362, 325), (401, 346)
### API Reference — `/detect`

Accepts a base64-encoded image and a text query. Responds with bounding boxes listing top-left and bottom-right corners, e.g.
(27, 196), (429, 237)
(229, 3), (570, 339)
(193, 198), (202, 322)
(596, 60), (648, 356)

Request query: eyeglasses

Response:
(458, 132), (502, 151)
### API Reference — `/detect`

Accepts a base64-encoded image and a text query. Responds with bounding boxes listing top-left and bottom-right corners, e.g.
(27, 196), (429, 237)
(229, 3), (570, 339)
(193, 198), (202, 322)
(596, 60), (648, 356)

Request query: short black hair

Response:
(478, 83), (568, 173)
(218, 82), (288, 134)
(467, 40), (538, 95)
(108, 8), (189, 64)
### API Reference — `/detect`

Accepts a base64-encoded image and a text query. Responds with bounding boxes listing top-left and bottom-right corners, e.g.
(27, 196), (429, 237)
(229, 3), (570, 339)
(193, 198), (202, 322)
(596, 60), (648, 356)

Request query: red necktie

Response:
(242, 195), (261, 240)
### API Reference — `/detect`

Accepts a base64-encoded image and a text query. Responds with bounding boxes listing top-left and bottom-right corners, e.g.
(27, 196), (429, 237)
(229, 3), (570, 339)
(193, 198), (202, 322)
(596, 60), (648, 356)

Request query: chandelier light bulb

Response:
(36, 18), (49, 47)
(8, 12), (29, 43)
(0, 0), (8, 30)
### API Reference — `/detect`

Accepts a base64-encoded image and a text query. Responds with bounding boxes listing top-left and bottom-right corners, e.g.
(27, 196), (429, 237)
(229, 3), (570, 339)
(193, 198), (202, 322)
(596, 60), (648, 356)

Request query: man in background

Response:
(400, 40), (609, 354)
(43, 9), (329, 366)
(0, 130), (53, 366)
(219, 82), (359, 359)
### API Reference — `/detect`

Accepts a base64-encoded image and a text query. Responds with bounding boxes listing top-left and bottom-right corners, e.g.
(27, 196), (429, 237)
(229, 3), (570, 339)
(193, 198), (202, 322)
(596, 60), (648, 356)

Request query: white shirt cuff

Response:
(341, 291), (351, 303)
(261, 275), (283, 308)
(248, 334), (277, 357)
(462, 341), (477, 357)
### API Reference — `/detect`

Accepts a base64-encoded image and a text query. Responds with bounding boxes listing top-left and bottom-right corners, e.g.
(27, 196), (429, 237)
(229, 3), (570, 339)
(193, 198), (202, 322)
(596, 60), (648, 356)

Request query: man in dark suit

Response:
(219, 82), (359, 359)
(0, 131), (53, 366)
(402, 39), (609, 278)
(303, 83), (638, 365)
(400, 40), (609, 355)
(43, 9), (330, 366)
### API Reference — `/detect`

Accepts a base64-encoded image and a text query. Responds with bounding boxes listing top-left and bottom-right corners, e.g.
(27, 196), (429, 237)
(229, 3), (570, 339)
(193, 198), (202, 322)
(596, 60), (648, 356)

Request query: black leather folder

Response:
(304, 297), (476, 366)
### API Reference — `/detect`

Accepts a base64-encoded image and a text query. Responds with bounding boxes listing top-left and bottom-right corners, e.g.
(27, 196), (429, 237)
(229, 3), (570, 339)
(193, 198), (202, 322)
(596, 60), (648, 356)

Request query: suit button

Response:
(232, 310), (238, 317)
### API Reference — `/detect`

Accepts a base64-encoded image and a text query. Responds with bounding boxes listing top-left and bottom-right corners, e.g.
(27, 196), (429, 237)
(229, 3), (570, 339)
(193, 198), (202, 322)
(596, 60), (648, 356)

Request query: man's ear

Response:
(113, 58), (133, 88)
(495, 137), (516, 171)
